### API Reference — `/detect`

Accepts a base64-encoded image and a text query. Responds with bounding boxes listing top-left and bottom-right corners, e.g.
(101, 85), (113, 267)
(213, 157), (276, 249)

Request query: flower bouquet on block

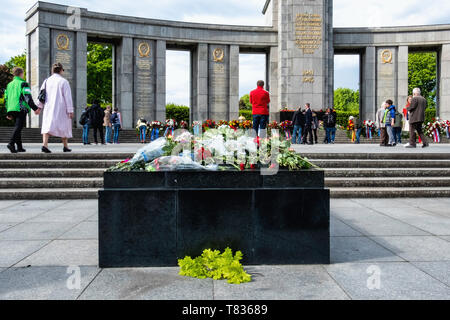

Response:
(164, 119), (177, 138)
(239, 120), (253, 131)
(179, 120), (189, 130)
(228, 120), (239, 130)
(424, 119), (445, 143)
(150, 121), (162, 141)
(202, 120), (217, 132)
(217, 120), (229, 127)
(442, 120), (450, 139)
(280, 120), (293, 140)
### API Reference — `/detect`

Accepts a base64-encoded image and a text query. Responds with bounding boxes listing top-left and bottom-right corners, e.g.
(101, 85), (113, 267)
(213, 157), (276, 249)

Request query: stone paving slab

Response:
(0, 201), (24, 210)
(0, 240), (50, 268)
(331, 237), (404, 264)
(0, 266), (100, 300)
(29, 209), (94, 224)
(78, 268), (214, 300)
(0, 222), (77, 241)
(214, 265), (349, 300)
(370, 236), (450, 262)
(58, 221), (98, 240)
(330, 218), (363, 237)
(0, 223), (16, 233)
(411, 262), (450, 286)
(325, 262), (450, 300)
(16, 240), (98, 267)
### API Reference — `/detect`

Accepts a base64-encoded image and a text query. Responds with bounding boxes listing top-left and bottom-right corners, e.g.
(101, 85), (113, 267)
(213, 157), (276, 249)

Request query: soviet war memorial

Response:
(0, 0), (449, 309)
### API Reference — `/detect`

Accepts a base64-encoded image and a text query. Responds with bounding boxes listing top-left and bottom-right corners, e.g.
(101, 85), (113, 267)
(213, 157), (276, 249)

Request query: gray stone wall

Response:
(440, 44), (450, 120)
(208, 45), (230, 121)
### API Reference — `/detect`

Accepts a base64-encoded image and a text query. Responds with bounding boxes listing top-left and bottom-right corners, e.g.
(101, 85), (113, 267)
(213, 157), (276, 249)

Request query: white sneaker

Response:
(403, 143), (411, 148)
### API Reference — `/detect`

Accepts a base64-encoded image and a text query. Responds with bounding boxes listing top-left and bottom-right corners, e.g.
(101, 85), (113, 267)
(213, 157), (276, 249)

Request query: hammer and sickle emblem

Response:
(213, 48), (225, 63)
(138, 42), (151, 58)
(56, 34), (70, 51)
(381, 49), (393, 64)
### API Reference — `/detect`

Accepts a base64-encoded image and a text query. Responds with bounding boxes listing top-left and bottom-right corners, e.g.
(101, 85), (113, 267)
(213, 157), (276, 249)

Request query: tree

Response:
(408, 52), (437, 108)
(333, 88), (359, 112)
(0, 65), (13, 97)
(4, 52), (27, 79)
(87, 43), (112, 104)
(239, 94), (252, 110)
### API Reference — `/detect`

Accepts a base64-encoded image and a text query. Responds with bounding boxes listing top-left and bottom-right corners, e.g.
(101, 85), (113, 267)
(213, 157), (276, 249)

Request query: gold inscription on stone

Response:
(381, 49), (393, 64)
(137, 60), (152, 70)
(302, 70), (315, 83)
(295, 13), (323, 54)
(213, 64), (225, 73)
(56, 34), (70, 51)
(213, 48), (225, 63)
(138, 42), (151, 58)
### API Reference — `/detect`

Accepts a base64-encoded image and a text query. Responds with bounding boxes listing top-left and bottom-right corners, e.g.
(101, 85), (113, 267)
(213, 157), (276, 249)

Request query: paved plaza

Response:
(0, 198), (449, 300)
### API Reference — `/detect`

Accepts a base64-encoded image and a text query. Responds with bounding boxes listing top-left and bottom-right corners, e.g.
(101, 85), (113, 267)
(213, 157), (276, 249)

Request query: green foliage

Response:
(334, 88), (360, 112)
(178, 248), (252, 284)
(425, 108), (437, 124)
(239, 109), (253, 120)
(87, 43), (112, 104)
(335, 111), (359, 127)
(4, 52), (26, 78)
(239, 94), (252, 110)
(166, 103), (189, 123)
(0, 97), (13, 127)
(0, 65), (13, 97)
(106, 160), (145, 172)
(276, 149), (316, 170)
(409, 52), (437, 108)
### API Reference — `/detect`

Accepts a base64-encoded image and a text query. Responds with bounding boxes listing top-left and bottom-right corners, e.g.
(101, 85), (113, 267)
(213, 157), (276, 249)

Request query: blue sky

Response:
(1, 0), (450, 105)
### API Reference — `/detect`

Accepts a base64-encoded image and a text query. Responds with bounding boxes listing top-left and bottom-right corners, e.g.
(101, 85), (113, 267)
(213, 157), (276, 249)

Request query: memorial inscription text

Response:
(295, 13), (323, 54)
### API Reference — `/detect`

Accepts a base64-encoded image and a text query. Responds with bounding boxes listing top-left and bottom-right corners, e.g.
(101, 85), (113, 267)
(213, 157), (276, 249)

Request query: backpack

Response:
(79, 112), (88, 126)
(111, 113), (119, 125)
(394, 112), (403, 127)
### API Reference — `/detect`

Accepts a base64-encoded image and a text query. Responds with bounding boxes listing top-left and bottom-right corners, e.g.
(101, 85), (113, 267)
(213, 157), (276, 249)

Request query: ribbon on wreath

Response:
(164, 127), (175, 138)
(446, 127), (450, 139)
(193, 124), (201, 136)
(351, 130), (356, 142)
(285, 129), (292, 140)
(150, 128), (160, 141)
(366, 126), (373, 140)
(433, 128), (440, 143)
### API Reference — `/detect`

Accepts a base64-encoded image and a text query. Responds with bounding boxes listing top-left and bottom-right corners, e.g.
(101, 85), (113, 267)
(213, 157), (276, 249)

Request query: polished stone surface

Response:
(0, 198), (449, 300)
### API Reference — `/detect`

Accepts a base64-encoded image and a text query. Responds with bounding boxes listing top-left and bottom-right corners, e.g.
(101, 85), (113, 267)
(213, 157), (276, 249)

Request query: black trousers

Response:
(92, 126), (104, 144)
(9, 111), (27, 146)
(409, 122), (427, 146)
(302, 125), (314, 144)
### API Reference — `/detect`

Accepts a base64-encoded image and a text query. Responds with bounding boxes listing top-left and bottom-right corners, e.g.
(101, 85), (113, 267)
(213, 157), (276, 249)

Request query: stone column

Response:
(229, 45), (240, 120)
(277, 0), (333, 112)
(208, 45), (230, 120)
(133, 39), (156, 122)
(75, 31), (87, 126)
(397, 46), (409, 113)
(376, 47), (398, 110)
(155, 40), (167, 122)
(439, 44), (450, 120)
(116, 37), (133, 128)
(268, 46), (279, 121)
(361, 47), (376, 121)
(27, 27), (51, 128)
(191, 43), (209, 121)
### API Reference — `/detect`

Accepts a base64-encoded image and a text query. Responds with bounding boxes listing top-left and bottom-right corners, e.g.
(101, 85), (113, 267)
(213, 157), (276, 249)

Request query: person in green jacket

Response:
(4, 67), (39, 153)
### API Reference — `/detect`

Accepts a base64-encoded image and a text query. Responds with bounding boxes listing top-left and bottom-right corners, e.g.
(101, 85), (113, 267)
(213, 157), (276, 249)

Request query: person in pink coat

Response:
(36, 63), (74, 153)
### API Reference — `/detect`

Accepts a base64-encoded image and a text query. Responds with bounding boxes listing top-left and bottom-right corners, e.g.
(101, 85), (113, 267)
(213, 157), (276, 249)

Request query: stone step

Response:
(311, 159), (450, 168)
(302, 153), (450, 160)
(0, 159), (120, 169)
(0, 169), (105, 178)
(0, 153), (132, 160)
(0, 178), (103, 189)
(330, 187), (450, 198)
(325, 177), (450, 188)
(0, 188), (99, 200)
(324, 168), (450, 178)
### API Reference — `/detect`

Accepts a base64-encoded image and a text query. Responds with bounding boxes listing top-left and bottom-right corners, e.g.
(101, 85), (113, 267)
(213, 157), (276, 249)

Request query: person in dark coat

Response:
(323, 108), (337, 144)
(406, 88), (428, 148)
(291, 106), (304, 144)
(302, 103), (314, 145)
(88, 100), (105, 145)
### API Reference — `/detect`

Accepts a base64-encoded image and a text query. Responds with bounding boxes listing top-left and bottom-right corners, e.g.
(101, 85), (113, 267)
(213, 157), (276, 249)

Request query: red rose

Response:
(240, 163), (245, 171)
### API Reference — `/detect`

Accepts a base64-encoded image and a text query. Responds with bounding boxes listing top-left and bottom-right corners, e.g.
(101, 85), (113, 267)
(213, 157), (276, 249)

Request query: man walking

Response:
(250, 80), (270, 137)
(405, 88), (428, 148)
(4, 67), (40, 153)
(323, 108), (336, 144)
(88, 100), (105, 145)
(291, 106), (304, 144)
(302, 103), (314, 145)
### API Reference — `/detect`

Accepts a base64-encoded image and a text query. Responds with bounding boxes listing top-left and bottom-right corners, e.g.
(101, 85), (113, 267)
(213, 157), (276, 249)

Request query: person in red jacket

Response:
(250, 80), (270, 136)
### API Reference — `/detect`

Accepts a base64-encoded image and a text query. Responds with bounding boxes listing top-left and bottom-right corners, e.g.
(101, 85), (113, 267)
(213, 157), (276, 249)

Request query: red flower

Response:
(240, 163), (245, 171)
(250, 164), (256, 170)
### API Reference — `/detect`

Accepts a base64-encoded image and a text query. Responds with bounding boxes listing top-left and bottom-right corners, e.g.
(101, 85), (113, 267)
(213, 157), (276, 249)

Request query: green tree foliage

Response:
(4, 52), (26, 78)
(166, 103), (190, 123)
(333, 88), (360, 112)
(87, 43), (112, 104)
(239, 94), (252, 110)
(408, 52), (437, 108)
(0, 65), (13, 97)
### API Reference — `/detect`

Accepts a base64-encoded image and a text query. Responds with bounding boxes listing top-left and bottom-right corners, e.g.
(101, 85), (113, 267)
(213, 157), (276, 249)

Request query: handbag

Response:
(38, 79), (48, 103)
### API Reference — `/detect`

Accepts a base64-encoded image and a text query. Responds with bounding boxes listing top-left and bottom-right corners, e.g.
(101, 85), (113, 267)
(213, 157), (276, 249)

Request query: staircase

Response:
(1, 151), (450, 199)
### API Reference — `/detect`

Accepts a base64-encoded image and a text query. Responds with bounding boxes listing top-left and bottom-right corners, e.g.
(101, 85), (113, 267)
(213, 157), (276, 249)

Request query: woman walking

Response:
(104, 105), (112, 144)
(37, 63), (74, 153)
(111, 108), (122, 144)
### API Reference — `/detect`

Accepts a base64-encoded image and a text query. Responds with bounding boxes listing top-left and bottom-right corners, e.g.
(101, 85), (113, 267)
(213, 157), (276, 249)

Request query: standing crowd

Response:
(80, 102), (122, 145)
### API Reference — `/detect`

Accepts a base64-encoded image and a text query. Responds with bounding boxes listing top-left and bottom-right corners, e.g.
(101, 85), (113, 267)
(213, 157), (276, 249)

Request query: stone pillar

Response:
(397, 46), (409, 112)
(376, 47), (398, 110)
(191, 43), (209, 121)
(75, 32), (87, 126)
(116, 37), (133, 128)
(277, 0), (334, 112)
(361, 47), (376, 121)
(155, 40), (166, 122)
(265, 0), (279, 28)
(229, 45), (240, 120)
(133, 39), (156, 122)
(209, 45), (230, 120)
(439, 44), (450, 120)
(27, 26), (51, 128)
(268, 46), (279, 121)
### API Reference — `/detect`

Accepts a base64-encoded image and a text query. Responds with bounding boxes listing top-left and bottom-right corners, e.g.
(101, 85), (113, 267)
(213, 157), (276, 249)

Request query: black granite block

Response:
(166, 171), (262, 189)
(262, 170), (324, 188)
(177, 190), (255, 262)
(253, 189), (330, 264)
(104, 171), (166, 189)
(99, 190), (177, 267)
